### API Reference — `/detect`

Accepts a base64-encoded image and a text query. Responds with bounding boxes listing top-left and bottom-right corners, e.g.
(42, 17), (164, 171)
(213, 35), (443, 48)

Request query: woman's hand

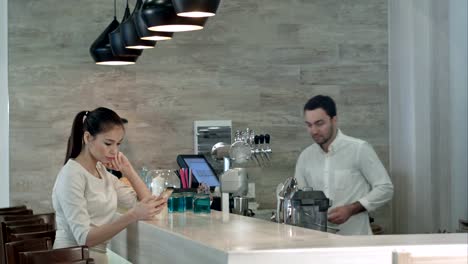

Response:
(130, 196), (167, 221)
(105, 152), (134, 176)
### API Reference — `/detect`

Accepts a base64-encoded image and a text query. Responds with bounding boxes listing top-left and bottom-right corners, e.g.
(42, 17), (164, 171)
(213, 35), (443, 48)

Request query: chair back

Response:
(8, 230), (56, 243)
(55, 259), (95, 264)
(3, 219), (44, 227)
(6, 224), (54, 235)
(1, 213), (55, 229)
(0, 206), (27, 212)
(4, 238), (52, 264)
(0, 210), (33, 216)
(19, 246), (89, 264)
(0, 216), (50, 264)
(0, 213), (56, 228)
(0, 219), (42, 264)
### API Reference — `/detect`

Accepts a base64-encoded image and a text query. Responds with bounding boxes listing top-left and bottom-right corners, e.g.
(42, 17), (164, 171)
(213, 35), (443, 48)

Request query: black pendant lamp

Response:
(121, 0), (156, 49)
(90, 0), (137, 65)
(142, 0), (208, 32)
(134, 0), (174, 41)
(109, 1), (143, 57)
(173, 0), (221, 18)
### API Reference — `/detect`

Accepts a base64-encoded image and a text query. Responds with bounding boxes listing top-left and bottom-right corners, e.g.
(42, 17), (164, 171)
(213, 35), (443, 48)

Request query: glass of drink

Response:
(193, 194), (211, 214)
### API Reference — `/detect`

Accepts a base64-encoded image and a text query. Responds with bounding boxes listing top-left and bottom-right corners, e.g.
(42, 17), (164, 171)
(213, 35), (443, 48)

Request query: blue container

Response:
(168, 193), (185, 213)
(193, 194), (211, 214)
(183, 192), (195, 210)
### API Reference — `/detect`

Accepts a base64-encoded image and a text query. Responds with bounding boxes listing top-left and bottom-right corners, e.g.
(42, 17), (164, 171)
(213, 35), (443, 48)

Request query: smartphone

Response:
(160, 187), (174, 199)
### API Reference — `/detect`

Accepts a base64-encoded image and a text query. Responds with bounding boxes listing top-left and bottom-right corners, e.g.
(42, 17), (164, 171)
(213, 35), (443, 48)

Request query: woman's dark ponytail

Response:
(64, 111), (88, 164)
(64, 107), (124, 164)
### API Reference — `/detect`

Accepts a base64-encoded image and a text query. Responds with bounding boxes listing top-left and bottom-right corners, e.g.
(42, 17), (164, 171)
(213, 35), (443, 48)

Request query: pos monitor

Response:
(176, 154), (220, 188)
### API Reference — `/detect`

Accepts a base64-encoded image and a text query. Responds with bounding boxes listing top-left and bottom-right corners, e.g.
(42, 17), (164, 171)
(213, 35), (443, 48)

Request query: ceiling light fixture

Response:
(121, 0), (157, 49)
(142, 0), (207, 32)
(173, 0), (221, 18)
(89, 0), (137, 65)
(109, 1), (143, 57)
(134, 0), (174, 41)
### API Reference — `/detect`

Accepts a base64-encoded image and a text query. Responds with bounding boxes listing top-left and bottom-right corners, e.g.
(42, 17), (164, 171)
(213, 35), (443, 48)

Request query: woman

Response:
(52, 107), (166, 263)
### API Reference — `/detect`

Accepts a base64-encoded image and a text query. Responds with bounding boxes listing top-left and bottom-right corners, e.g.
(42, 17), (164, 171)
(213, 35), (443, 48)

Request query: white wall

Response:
(449, 0), (468, 232)
(0, 0), (9, 207)
(389, 0), (468, 233)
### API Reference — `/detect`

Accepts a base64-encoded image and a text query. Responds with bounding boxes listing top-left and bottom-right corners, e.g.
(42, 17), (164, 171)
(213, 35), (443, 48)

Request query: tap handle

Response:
(254, 135), (259, 145)
(265, 134), (270, 144)
(259, 134), (265, 144)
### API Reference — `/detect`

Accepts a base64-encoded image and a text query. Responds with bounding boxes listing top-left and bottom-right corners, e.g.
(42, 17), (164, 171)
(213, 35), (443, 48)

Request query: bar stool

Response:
(4, 238), (52, 264)
(18, 246), (90, 264)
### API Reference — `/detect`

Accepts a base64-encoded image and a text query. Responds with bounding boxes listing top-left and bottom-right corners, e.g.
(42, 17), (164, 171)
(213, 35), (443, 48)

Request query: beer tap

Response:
(248, 129), (262, 167)
(259, 134), (270, 161)
(264, 133), (272, 156)
(254, 135), (266, 165)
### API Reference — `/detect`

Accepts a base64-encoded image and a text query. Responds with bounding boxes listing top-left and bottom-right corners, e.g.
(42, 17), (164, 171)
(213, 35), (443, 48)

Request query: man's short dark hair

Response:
(303, 95), (337, 118)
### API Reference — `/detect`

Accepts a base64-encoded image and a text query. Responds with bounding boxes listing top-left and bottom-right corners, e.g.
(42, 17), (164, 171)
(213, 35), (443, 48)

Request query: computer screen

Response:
(183, 157), (220, 187)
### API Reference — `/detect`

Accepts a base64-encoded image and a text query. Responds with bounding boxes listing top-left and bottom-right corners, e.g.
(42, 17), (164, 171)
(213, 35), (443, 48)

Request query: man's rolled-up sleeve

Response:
(357, 142), (394, 212)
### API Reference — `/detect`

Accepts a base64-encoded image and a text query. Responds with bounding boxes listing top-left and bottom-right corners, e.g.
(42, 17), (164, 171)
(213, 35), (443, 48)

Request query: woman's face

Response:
(84, 125), (125, 164)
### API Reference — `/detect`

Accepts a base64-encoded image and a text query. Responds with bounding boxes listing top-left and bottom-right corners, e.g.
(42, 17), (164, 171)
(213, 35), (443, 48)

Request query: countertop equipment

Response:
(276, 177), (336, 233)
(211, 143), (250, 216)
(210, 127), (272, 216)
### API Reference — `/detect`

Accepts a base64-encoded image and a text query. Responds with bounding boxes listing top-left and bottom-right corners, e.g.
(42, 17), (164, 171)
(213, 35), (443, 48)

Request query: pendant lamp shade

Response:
(109, 4), (143, 57)
(90, 18), (137, 65)
(173, 0), (221, 18)
(121, 0), (156, 49)
(142, 0), (207, 32)
(134, 0), (173, 41)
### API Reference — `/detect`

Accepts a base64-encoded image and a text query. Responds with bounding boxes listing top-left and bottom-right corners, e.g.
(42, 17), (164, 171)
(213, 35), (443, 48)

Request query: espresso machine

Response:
(210, 128), (273, 216)
(276, 177), (335, 233)
(219, 167), (250, 215)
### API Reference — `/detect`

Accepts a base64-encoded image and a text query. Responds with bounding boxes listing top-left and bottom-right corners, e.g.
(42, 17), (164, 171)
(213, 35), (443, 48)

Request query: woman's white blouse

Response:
(52, 159), (137, 252)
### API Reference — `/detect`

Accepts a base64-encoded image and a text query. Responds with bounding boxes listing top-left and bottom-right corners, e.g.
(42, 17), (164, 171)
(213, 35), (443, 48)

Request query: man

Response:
(294, 95), (393, 235)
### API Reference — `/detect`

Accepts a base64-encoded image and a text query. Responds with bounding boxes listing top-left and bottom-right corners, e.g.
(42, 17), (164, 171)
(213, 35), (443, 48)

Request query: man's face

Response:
(304, 108), (336, 146)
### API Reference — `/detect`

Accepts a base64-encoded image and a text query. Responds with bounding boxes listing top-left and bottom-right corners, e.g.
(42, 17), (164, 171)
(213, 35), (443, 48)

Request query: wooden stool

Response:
(1, 215), (43, 264)
(19, 246), (90, 264)
(4, 238), (52, 264)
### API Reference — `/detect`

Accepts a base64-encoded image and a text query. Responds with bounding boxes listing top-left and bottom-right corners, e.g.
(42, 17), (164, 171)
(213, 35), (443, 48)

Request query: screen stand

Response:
(222, 157), (231, 220)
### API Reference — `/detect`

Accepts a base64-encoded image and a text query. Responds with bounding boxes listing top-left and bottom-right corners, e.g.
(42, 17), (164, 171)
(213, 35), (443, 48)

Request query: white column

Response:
(389, 0), (419, 234)
(0, 0), (9, 207)
(449, 0), (468, 232)
(389, 0), (468, 233)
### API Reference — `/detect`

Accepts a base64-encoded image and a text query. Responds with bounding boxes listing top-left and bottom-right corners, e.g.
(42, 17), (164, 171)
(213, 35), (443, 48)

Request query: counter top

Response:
(109, 210), (467, 264)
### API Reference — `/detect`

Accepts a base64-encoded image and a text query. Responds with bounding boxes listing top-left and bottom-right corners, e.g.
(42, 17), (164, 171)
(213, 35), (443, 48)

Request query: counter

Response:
(109, 211), (467, 264)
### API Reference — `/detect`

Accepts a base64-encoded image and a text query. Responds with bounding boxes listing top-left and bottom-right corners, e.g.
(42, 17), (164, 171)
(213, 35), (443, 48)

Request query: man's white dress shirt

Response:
(294, 130), (393, 235)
